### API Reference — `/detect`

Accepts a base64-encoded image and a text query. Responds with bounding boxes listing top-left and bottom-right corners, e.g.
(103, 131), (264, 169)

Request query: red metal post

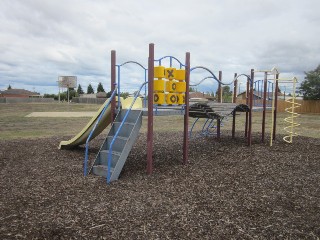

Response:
(232, 111), (236, 139)
(216, 71), (222, 140)
(245, 79), (249, 137)
(248, 69), (254, 146)
(147, 43), (154, 175)
(232, 73), (237, 139)
(183, 52), (190, 165)
(273, 73), (279, 140)
(218, 71), (222, 103)
(111, 50), (116, 121)
(233, 73), (238, 104)
(217, 119), (221, 141)
(261, 72), (268, 143)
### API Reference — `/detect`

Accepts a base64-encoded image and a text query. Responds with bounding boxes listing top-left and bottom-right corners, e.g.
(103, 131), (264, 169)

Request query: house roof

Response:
(0, 89), (40, 95)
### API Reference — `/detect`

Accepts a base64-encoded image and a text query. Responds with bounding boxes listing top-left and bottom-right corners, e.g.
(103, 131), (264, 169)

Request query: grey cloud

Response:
(0, 0), (319, 93)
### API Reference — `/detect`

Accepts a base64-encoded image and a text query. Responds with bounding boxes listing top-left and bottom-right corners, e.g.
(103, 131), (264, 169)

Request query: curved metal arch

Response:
(190, 66), (219, 81)
(190, 76), (215, 87)
(117, 61), (147, 70)
(154, 55), (185, 68)
(190, 68), (253, 87)
(235, 74), (253, 84)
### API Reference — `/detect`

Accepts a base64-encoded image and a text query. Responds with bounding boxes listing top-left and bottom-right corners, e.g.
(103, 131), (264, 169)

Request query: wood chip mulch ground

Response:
(1, 132), (319, 239)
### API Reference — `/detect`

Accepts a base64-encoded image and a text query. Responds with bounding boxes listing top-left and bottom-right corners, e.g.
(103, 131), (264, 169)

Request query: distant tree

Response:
(189, 87), (196, 92)
(216, 86), (233, 102)
(106, 91), (119, 98)
(77, 84), (84, 95)
(7, 84), (12, 90)
(300, 65), (320, 100)
(69, 89), (77, 99)
(120, 92), (130, 99)
(43, 94), (57, 99)
(87, 84), (94, 94)
(133, 90), (141, 97)
(58, 92), (67, 101)
(97, 82), (105, 93)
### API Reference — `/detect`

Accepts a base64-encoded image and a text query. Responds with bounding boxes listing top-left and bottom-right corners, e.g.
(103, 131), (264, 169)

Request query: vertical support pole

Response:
(273, 73), (279, 140)
(117, 66), (121, 112)
(147, 43), (154, 175)
(217, 119), (221, 140)
(232, 73), (237, 139)
(233, 73), (238, 104)
(248, 69), (254, 146)
(232, 111), (236, 139)
(111, 50), (116, 122)
(262, 72), (268, 143)
(216, 71), (222, 139)
(218, 71), (222, 103)
(67, 87), (70, 103)
(183, 52), (190, 165)
(245, 78), (249, 137)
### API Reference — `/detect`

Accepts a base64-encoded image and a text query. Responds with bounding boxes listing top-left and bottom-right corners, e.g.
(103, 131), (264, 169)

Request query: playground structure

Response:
(59, 43), (300, 184)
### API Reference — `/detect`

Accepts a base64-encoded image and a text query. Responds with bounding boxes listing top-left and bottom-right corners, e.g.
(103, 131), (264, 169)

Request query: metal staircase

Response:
(90, 109), (142, 183)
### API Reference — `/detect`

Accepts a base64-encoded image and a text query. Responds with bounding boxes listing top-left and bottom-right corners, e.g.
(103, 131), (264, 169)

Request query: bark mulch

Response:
(0, 132), (319, 239)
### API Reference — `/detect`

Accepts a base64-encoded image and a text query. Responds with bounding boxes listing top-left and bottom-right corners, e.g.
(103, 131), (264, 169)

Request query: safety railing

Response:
(106, 81), (147, 184)
(84, 88), (118, 176)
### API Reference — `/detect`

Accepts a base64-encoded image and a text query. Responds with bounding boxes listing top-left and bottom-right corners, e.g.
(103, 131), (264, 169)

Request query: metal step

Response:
(101, 136), (129, 152)
(109, 122), (135, 138)
(99, 150), (121, 167)
(92, 165), (114, 177)
(115, 109), (142, 123)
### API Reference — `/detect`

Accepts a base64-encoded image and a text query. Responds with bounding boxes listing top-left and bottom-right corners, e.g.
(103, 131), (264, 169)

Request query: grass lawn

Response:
(0, 102), (319, 140)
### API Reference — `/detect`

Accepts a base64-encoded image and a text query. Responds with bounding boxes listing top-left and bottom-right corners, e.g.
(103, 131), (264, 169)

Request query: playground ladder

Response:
(90, 109), (142, 182)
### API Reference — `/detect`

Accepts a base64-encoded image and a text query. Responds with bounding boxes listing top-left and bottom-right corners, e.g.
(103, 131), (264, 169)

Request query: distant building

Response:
(79, 93), (96, 98)
(189, 92), (215, 101)
(0, 89), (41, 98)
(237, 90), (282, 100)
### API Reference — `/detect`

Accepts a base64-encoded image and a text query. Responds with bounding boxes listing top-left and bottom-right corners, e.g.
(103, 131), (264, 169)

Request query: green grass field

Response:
(0, 102), (319, 140)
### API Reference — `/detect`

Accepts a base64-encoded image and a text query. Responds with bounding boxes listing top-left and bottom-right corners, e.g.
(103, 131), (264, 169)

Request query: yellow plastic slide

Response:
(121, 97), (143, 109)
(59, 97), (142, 150)
(59, 100), (113, 149)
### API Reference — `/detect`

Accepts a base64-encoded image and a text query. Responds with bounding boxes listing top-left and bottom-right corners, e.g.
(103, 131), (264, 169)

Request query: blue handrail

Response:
(84, 88), (118, 176)
(115, 61), (148, 111)
(106, 81), (148, 184)
(154, 55), (186, 68)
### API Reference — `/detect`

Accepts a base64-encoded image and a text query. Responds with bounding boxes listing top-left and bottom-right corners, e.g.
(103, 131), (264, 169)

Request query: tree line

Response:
(8, 65), (320, 101)
(43, 82), (131, 101)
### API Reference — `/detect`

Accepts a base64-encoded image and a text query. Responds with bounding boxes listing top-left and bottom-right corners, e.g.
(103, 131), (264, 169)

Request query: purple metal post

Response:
(273, 73), (279, 140)
(245, 79), (249, 137)
(147, 43), (154, 175)
(111, 50), (116, 121)
(183, 52), (190, 164)
(217, 71), (222, 140)
(232, 73), (237, 138)
(248, 69), (254, 146)
(218, 71), (222, 103)
(233, 73), (238, 104)
(262, 72), (268, 143)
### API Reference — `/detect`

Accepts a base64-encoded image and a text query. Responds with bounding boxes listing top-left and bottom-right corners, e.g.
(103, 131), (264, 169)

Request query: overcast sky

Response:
(1, 0), (319, 94)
